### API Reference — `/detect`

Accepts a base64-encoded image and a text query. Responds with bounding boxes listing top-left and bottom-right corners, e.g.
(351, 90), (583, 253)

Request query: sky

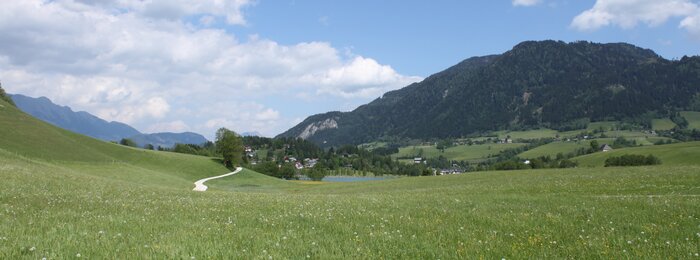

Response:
(1, 0), (699, 139)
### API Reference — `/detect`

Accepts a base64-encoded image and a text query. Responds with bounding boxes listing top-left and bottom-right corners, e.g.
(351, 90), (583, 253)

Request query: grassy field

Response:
(651, 118), (677, 131)
(682, 111), (700, 130)
(3, 99), (700, 258)
(518, 140), (598, 159)
(3, 150), (700, 258)
(494, 129), (559, 140)
(0, 99), (230, 188)
(518, 137), (674, 159)
(392, 143), (525, 162)
(573, 141), (700, 167)
(586, 121), (619, 131)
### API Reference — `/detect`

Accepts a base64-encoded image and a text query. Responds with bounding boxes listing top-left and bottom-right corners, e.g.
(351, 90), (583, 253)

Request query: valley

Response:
(2, 38), (700, 259)
(2, 89), (700, 258)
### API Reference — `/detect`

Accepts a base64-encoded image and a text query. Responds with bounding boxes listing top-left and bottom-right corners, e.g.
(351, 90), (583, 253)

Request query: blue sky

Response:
(234, 1), (698, 75)
(1, 0), (699, 139)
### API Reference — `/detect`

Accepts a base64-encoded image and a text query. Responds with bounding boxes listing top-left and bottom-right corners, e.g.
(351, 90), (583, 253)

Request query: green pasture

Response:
(681, 111), (700, 129)
(391, 143), (525, 162)
(2, 98), (700, 258)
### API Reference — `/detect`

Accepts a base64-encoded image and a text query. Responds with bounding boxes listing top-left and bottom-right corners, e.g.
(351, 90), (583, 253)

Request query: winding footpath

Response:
(193, 167), (243, 191)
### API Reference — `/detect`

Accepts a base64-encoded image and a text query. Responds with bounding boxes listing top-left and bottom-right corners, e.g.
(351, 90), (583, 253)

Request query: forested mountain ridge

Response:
(278, 40), (700, 147)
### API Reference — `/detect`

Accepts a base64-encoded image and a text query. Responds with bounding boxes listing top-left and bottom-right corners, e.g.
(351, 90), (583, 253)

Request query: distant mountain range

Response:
(10, 94), (208, 148)
(241, 131), (261, 137)
(129, 132), (208, 149)
(278, 40), (700, 147)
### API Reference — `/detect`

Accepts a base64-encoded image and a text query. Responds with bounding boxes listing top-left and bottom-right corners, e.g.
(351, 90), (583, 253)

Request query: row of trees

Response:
(604, 154), (661, 167)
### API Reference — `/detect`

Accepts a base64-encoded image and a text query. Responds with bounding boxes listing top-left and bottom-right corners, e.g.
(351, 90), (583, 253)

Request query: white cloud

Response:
(310, 57), (423, 98)
(512, 0), (543, 7)
(0, 0), (422, 137)
(571, 0), (700, 37)
(147, 120), (189, 133)
(200, 102), (284, 137)
(73, 0), (252, 25)
(680, 13), (700, 37)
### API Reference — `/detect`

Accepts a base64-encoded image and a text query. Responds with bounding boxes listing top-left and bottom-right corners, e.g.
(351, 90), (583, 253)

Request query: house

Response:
(600, 144), (613, 152)
(303, 158), (318, 168)
(438, 168), (464, 175)
(523, 160), (531, 165)
(294, 162), (304, 170)
(414, 157), (423, 164)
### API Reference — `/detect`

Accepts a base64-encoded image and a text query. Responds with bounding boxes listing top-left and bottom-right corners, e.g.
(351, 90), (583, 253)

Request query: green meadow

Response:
(682, 111), (700, 130)
(2, 99), (700, 258)
(391, 143), (525, 163)
(494, 129), (559, 140)
(652, 118), (677, 131)
(573, 141), (700, 167)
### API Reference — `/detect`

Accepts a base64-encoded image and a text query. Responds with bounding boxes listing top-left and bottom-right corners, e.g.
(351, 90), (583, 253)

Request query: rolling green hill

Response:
(651, 118), (677, 131)
(518, 136), (674, 159)
(573, 141), (700, 167)
(391, 143), (525, 163)
(3, 90), (700, 258)
(0, 97), (230, 188)
(681, 111), (700, 129)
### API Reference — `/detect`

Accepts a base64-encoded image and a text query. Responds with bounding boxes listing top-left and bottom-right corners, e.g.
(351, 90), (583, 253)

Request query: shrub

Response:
(604, 154), (661, 167)
(558, 159), (578, 168)
(119, 138), (137, 147)
(306, 167), (327, 181)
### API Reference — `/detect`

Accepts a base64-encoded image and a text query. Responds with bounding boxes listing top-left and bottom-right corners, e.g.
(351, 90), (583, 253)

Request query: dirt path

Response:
(193, 167), (242, 191)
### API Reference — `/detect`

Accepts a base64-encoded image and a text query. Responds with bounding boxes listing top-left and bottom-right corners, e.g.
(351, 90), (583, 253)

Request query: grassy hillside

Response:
(681, 111), (700, 129)
(651, 118), (677, 131)
(391, 143), (525, 163)
(494, 129), (559, 140)
(2, 98), (700, 258)
(3, 148), (700, 258)
(518, 140), (598, 158)
(518, 137), (673, 159)
(0, 98), (229, 188)
(573, 141), (700, 167)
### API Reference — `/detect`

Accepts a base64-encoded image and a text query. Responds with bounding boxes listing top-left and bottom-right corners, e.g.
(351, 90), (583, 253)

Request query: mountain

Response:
(9, 94), (208, 148)
(11, 94), (140, 141)
(278, 40), (700, 147)
(130, 132), (208, 149)
(241, 131), (262, 137)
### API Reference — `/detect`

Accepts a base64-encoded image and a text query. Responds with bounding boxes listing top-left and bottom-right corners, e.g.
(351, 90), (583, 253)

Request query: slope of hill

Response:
(10, 94), (141, 141)
(3, 88), (700, 258)
(10, 94), (209, 147)
(573, 141), (700, 167)
(0, 97), (229, 187)
(278, 41), (700, 147)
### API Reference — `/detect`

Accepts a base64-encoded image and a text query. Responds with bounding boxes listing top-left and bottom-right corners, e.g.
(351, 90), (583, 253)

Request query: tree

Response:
(279, 164), (296, 179)
(215, 128), (244, 167)
(0, 81), (16, 107)
(119, 138), (137, 147)
(306, 167), (326, 181)
(144, 144), (155, 150)
(589, 140), (599, 152)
